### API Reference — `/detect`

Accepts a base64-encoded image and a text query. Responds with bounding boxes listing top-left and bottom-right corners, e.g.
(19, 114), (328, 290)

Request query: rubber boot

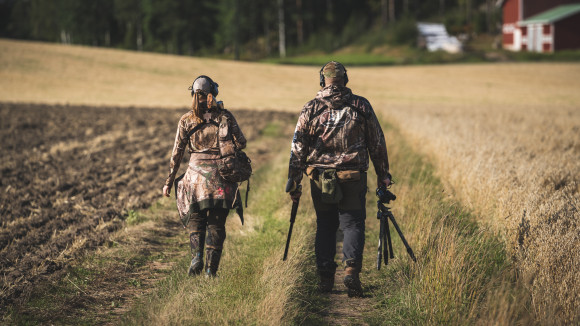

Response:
(188, 231), (205, 276)
(204, 247), (222, 278)
(343, 261), (363, 297)
(318, 270), (335, 293)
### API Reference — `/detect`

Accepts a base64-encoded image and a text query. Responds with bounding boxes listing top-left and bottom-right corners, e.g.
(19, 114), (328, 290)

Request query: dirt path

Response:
(321, 237), (373, 325)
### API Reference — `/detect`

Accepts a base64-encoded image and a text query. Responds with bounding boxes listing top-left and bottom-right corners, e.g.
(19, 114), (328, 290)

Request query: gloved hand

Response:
(286, 178), (302, 203)
(378, 172), (392, 188)
(290, 188), (302, 203)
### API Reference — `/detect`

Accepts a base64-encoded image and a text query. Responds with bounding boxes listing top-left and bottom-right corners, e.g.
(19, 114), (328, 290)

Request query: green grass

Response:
(289, 119), (533, 325)
(120, 135), (320, 325)
(358, 121), (532, 325)
(4, 116), (535, 325)
(259, 121), (287, 138)
(263, 53), (402, 66)
(2, 200), (182, 325)
(125, 209), (147, 225)
(262, 33), (580, 67)
(262, 49), (485, 66)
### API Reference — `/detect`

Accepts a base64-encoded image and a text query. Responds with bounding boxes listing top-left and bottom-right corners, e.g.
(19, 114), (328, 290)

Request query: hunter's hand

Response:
(290, 190), (302, 203)
(163, 185), (171, 197)
(378, 177), (391, 188)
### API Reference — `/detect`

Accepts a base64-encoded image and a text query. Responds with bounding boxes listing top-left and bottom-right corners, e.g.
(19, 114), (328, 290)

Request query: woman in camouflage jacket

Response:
(163, 75), (246, 277)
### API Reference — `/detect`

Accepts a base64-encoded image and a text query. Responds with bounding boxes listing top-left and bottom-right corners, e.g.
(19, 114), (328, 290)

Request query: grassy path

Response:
(4, 114), (534, 325)
(295, 118), (535, 325)
(362, 121), (531, 325)
(115, 116), (532, 325)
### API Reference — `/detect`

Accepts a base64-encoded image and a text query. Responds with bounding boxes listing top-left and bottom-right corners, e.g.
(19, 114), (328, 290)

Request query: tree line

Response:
(0, 0), (500, 59)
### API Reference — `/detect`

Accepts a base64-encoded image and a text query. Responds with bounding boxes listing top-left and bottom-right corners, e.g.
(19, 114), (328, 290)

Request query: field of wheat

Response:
(1, 39), (578, 323)
(359, 64), (580, 322)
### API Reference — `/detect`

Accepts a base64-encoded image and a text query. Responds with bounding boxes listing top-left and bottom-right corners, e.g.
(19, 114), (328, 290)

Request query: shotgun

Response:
(283, 181), (302, 261)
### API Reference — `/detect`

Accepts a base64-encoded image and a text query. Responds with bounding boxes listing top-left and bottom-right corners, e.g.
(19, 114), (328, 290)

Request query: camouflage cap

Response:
(322, 61), (347, 79)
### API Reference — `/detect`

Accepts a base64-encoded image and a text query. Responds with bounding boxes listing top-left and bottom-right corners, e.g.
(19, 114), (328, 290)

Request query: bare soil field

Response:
(0, 103), (294, 312)
(1, 39), (579, 323)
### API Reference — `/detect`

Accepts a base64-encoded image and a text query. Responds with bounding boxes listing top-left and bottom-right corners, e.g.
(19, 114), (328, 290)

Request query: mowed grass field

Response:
(1, 39), (579, 324)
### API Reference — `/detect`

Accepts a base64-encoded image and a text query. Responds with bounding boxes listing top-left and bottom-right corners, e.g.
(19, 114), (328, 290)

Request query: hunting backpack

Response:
(217, 114), (252, 182)
(217, 113), (252, 206)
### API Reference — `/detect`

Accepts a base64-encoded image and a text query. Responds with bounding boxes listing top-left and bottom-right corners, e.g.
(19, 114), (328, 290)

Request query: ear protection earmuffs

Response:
(189, 75), (219, 97)
(319, 61), (348, 87)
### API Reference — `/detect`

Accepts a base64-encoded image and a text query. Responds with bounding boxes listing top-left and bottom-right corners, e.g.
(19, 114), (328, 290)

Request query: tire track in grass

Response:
(1, 107), (297, 324)
(359, 120), (533, 325)
(302, 118), (531, 325)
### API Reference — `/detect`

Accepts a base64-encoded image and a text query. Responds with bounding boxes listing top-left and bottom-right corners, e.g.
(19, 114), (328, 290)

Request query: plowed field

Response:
(0, 103), (294, 309)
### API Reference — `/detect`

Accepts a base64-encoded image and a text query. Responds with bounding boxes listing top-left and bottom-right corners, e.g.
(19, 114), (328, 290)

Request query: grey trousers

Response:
(310, 173), (367, 272)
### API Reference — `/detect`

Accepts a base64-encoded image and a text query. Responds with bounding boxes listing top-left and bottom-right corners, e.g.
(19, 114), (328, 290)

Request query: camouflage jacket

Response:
(288, 85), (389, 186)
(165, 107), (246, 188)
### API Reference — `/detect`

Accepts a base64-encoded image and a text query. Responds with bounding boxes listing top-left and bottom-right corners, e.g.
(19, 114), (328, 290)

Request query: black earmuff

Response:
(319, 63), (327, 87)
(190, 75), (219, 97)
(319, 61), (348, 87)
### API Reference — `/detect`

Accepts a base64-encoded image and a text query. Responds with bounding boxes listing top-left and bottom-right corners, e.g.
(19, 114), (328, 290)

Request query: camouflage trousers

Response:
(188, 208), (229, 276)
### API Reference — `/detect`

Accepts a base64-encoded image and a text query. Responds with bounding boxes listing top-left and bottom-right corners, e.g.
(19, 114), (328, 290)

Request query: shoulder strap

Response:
(186, 123), (205, 139)
(220, 114), (228, 129)
(218, 113), (238, 152)
(186, 119), (219, 140)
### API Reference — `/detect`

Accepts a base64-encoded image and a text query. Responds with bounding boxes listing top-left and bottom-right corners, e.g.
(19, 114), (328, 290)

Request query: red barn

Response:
(498, 0), (580, 52)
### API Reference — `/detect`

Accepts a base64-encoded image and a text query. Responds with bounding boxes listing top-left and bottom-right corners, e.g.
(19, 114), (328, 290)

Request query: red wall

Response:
(503, 0), (520, 24)
(543, 43), (552, 52)
(543, 25), (551, 34)
(554, 12), (580, 50)
(524, 0), (580, 19)
(503, 33), (514, 45)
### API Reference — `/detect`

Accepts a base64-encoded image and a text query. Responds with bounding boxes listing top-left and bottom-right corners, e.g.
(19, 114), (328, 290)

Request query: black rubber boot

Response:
(343, 261), (363, 297)
(204, 247), (222, 278)
(318, 270), (335, 293)
(188, 231), (205, 276)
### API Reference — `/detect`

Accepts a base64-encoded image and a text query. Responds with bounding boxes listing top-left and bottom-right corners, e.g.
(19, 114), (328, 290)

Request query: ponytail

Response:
(191, 92), (204, 124)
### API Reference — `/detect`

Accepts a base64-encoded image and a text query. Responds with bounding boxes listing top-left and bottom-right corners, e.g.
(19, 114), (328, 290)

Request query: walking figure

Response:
(287, 61), (392, 297)
(163, 75), (247, 277)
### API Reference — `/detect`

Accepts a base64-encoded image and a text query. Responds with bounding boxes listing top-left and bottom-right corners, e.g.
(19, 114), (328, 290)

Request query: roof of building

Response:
(519, 4), (580, 24)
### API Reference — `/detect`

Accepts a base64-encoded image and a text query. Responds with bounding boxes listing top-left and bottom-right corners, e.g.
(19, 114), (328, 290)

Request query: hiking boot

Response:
(204, 247), (222, 277)
(343, 266), (363, 297)
(188, 231), (205, 276)
(318, 271), (335, 293)
(188, 253), (203, 276)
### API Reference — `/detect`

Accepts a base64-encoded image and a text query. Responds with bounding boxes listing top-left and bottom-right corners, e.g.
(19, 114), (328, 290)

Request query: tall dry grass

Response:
(363, 123), (535, 325)
(2, 39), (578, 323)
(363, 65), (580, 324)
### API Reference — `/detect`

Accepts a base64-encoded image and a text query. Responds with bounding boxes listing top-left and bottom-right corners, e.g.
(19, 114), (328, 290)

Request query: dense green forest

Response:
(0, 0), (500, 60)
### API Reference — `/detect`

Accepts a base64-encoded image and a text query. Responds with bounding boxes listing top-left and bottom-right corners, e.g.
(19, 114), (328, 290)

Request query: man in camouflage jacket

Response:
(287, 61), (391, 297)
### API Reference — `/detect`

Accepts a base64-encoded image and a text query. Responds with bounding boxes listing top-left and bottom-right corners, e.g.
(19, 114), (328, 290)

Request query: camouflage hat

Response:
(322, 61), (346, 79)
